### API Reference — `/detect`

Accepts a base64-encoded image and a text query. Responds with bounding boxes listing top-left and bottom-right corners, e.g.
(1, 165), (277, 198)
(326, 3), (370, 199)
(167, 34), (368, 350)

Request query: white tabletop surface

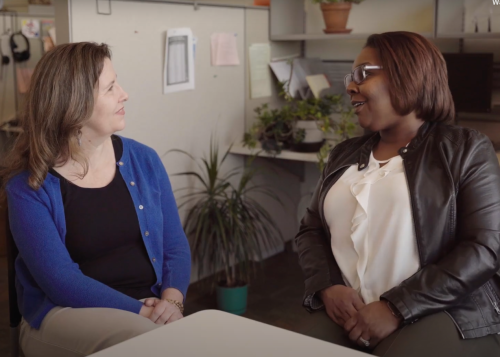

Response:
(89, 310), (370, 357)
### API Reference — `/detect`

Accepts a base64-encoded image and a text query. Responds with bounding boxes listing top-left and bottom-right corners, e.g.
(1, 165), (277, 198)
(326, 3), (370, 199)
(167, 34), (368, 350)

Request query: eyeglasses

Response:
(344, 64), (383, 89)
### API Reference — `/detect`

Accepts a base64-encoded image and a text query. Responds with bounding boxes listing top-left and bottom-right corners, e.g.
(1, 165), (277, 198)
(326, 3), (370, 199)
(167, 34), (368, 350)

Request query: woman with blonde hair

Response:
(2, 42), (191, 357)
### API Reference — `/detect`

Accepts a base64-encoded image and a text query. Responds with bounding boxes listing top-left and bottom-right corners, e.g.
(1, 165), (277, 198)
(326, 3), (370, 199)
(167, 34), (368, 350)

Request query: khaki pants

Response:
(302, 310), (500, 357)
(20, 301), (162, 357)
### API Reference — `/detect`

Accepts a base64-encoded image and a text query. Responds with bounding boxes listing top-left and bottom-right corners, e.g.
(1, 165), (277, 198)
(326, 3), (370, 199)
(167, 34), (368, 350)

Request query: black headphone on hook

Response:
(9, 32), (30, 63)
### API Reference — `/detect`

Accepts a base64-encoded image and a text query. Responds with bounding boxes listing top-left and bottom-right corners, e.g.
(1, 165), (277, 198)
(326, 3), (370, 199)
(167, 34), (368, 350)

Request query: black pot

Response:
(290, 140), (325, 153)
(260, 138), (291, 152)
(262, 122), (293, 142)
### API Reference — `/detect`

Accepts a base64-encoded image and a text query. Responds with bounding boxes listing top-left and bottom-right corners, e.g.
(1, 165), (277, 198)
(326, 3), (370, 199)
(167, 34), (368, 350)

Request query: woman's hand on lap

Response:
(344, 301), (401, 348)
(320, 285), (365, 326)
(143, 298), (183, 324)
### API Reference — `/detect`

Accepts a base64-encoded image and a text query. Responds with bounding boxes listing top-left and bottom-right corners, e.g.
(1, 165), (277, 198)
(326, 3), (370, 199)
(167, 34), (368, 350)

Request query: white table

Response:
(89, 310), (370, 357)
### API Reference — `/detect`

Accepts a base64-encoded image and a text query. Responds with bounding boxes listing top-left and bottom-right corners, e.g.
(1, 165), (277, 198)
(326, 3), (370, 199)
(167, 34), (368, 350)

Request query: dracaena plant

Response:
(168, 137), (283, 289)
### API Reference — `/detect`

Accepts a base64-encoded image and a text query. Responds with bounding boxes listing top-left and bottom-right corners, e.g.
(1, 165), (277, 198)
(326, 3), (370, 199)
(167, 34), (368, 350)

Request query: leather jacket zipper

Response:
(485, 282), (500, 315)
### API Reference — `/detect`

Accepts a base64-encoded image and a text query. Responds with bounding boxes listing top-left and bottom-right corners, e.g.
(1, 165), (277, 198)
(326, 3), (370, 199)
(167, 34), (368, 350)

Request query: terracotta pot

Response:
(254, 0), (270, 6)
(320, 2), (353, 34)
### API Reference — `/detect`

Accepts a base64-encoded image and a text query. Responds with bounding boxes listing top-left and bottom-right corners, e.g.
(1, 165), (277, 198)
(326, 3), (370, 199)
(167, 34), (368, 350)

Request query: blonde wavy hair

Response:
(0, 42), (111, 195)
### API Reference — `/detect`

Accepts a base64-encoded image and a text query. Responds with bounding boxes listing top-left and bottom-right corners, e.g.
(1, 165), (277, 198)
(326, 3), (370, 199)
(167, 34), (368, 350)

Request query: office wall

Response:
(0, 13), (53, 124)
(58, 0), (306, 279)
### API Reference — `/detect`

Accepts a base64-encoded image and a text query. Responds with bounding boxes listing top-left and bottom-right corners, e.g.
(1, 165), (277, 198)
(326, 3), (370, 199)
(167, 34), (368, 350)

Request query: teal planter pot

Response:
(216, 283), (248, 315)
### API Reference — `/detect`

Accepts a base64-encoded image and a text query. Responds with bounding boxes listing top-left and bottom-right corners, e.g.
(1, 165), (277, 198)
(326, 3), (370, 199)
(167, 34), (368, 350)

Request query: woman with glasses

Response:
(295, 31), (500, 357)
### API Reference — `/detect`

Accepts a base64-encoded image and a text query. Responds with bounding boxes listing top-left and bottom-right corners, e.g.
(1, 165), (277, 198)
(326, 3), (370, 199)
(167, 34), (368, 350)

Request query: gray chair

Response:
(6, 209), (22, 357)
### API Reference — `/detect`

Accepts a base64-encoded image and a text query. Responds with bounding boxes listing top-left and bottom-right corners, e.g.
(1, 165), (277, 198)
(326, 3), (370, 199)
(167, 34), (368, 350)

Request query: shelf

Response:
(270, 0), (500, 43)
(271, 32), (434, 42)
(436, 32), (500, 39)
(270, 32), (500, 42)
(229, 143), (319, 163)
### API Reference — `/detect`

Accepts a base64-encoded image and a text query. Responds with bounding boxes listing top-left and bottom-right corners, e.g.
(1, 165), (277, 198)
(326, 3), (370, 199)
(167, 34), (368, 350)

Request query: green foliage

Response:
(243, 92), (356, 153)
(244, 55), (358, 155)
(317, 141), (333, 173)
(293, 95), (344, 135)
(169, 137), (283, 290)
(243, 103), (294, 155)
(315, 108), (357, 172)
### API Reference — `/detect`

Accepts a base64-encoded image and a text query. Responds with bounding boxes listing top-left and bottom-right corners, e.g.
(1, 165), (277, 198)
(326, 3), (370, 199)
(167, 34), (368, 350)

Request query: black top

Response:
(49, 136), (157, 300)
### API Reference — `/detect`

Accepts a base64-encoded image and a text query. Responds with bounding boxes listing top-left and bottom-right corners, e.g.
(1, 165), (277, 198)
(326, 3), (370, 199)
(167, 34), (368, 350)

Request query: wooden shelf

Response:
(229, 143), (319, 163)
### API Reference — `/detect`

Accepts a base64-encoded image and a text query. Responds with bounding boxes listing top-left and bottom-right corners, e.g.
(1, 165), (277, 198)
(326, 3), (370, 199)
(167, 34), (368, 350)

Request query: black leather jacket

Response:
(295, 122), (500, 339)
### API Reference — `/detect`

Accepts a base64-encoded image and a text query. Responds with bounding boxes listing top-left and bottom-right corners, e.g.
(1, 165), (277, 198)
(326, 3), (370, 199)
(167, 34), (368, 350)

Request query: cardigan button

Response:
(139, 205), (144, 210)
(152, 258), (156, 263)
(130, 181), (135, 186)
(118, 161), (124, 166)
(145, 231), (149, 236)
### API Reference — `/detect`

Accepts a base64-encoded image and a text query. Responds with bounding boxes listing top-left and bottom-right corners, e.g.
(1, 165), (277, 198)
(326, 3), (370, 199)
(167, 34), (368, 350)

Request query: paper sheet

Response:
(269, 57), (327, 99)
(269, 60), (305, 99)
(306, 74), (331, 99)
(211, 33), (240, 66)
(21, 19), (40, 39)
(249, 43), (272, 99)
(164, 28), (195, 94)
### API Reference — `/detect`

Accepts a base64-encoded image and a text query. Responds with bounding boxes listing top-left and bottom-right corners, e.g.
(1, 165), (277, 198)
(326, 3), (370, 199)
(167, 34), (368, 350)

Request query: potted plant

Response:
(169, 137), (283, 315)
(312, 0), (365, 34)
(291, 95), (345, 152)
(243, 103), (294, 155)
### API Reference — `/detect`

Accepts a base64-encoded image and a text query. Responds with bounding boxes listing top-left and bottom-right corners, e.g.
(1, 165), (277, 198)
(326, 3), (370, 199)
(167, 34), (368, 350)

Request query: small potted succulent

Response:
(312, 0), (366, 34)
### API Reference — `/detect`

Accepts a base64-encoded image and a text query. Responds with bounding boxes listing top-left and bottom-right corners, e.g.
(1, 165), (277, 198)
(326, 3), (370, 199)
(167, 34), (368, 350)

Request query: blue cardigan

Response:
(6, 136), (191, 329)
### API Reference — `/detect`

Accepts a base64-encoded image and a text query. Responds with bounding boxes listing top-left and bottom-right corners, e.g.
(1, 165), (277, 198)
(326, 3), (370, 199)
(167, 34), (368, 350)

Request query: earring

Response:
(77, 130), (82, 147)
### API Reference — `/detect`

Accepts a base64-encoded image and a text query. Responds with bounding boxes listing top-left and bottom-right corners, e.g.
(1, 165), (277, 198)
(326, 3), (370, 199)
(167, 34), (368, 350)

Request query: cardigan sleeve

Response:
(152, 152), (192, 300)
(6, 182), (144, 313)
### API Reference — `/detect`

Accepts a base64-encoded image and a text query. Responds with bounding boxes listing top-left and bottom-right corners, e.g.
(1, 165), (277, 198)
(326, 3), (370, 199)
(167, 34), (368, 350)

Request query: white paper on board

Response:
(249, 43), (272, 99)
(211, 33), (240, 66)
(164, 28), (195, 94)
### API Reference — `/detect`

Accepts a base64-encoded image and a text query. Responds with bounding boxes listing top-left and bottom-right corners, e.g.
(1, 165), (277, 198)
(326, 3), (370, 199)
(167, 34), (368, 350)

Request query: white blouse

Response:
(323, 151), (420, 304)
